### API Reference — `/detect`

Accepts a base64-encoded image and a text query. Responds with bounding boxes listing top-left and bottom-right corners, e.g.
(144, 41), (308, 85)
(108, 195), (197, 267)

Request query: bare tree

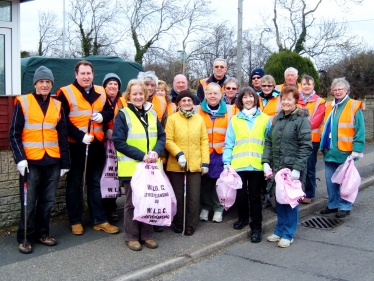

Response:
(67, 0), (123, 57)
(37, 10), (62, 56)
(122, 0), (200, 65)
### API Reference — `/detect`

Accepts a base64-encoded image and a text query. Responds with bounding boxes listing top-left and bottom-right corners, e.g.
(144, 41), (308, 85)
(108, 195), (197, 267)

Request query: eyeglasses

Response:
(225, 87), (237, 91)
(214, 65), (226, 69)
(332, 88), (345, 93)
(261, 85), (274, 88)
(180, 99), (193, 103)
(252, 76), (261, 80)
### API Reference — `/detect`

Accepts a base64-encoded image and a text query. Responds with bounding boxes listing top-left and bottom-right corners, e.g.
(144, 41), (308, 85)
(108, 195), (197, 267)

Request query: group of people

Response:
(9, 57), (365, 254)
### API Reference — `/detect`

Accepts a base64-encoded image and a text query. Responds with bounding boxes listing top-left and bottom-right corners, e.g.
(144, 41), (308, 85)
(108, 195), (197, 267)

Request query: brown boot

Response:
(126, 241), (142, 251)
(71, 224), (84, 235)
(18, 243), (32, 254)
(144, 239), (158, 249)
(93, 222), (119, 234)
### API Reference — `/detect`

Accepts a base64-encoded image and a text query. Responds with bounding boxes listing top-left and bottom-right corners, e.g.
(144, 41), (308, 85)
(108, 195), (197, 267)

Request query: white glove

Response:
(223, 164), (229, 171)
(106, 129), (113, 140)
(201, 167), (209, 175)
(291, 169), (300, 180)
(178, 155), (186, 168)
(91, 113), (103, 123)
(263, 163), (271, 174)
(17, 160), (29, 176)
(351, 151), (361, 159)
(82, 134), (93, 145)
(60, 169), (69, 177)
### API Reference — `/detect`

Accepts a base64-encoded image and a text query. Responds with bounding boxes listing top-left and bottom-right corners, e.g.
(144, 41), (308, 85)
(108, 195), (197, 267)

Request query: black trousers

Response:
(236, 171), (264, 231)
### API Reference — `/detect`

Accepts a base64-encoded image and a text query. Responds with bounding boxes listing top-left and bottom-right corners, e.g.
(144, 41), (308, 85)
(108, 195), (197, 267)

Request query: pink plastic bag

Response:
(100, 140), (121, 198)
(275, 168), (305, 208)
(332, 155), (362, 203)
(216, 165), (242, 211)
(131, 162), (176, 226)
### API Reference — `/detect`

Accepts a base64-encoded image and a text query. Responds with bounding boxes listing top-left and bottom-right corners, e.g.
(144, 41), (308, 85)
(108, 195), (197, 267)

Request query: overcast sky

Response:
(20, 0), (374, 52)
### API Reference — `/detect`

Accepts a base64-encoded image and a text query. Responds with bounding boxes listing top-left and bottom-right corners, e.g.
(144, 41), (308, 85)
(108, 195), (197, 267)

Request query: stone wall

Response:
(0, 150), (67, 228)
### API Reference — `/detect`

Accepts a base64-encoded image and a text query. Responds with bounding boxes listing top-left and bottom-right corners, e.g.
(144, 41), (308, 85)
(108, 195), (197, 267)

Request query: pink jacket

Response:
(275, 168), (305, 208)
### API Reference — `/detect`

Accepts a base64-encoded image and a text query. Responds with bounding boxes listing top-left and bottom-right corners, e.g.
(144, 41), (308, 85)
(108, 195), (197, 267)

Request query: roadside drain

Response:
(300, 216), (344, 230)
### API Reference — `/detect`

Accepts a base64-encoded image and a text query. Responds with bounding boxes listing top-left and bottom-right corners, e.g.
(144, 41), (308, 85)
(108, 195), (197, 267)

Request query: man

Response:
(197, 58), (228, 102)
(9, 66), (70, 254)
(57, 60), (119, 235)
(250, 67), (265, 92)
(276, 67), (301, 91)
(169, 74), (200, 105)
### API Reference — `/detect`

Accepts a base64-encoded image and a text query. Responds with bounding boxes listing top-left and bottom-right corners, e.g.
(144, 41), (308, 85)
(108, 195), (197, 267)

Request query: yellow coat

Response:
(165, 111), (209, 173)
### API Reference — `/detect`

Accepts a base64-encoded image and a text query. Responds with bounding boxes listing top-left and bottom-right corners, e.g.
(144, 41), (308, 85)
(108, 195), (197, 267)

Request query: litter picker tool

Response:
(23, 167), (28, 248)
(82, 119), (92, 201)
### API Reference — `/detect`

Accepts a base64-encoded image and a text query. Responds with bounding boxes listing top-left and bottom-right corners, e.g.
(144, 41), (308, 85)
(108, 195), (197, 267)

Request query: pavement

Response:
(0, 143), (374, 281)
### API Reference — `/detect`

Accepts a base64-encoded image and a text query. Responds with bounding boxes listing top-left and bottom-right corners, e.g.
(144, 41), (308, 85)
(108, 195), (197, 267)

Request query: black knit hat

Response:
(33, 66), (54, 85)
(250, 68), (265, 79)
(176, 90), (195, 105)
(102, 73), (122, 90)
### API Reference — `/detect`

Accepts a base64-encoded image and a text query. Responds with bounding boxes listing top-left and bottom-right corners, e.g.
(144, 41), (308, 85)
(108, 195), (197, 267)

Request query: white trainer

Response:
(278, 238), (294, 248)
(266, 234), (281, 242)
(212, 211), (223, 223)
(200, 209), (209, 221)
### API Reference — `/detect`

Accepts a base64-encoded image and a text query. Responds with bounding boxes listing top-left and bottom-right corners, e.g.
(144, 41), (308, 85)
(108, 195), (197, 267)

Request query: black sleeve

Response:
(151, 120), (166, 156)
(56, 108), (71, 169)
(8, 102), (26, 164)
(197, 84), (205, 102)
(56, 90), (85, 143)
(112, 111), (146, 161)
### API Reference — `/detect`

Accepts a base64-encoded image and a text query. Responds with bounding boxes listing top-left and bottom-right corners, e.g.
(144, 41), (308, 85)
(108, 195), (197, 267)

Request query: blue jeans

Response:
(274, 202), (299, 240)
(17, 164), (60, 244)
(324, 161), (352, 211)
(305, 142), (320, 198)
(66, 142), (107, 225)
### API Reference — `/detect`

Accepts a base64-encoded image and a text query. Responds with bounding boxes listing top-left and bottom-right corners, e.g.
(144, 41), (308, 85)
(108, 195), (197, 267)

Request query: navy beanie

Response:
(251, 68), (265, 79)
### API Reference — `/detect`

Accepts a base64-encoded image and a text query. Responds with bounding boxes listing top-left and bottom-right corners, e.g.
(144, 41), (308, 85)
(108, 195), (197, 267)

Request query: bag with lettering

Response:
(216, 165), (242, 210)
(100, 140), (121, 198)
(131, 162), (176, 226)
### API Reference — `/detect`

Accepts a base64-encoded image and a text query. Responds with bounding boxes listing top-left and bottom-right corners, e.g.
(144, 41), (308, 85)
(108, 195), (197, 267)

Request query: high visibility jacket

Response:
(59, 84), (106, 142)
(298, 96), (326, 142)
(199, 78), (225, 94)
(152, 95), (177, 121)
(117, 107), (158, 177)
(230, 113), (269, 170)
(258, 96), (281, 122)
(195, 104), (235, 154)
(321, 99), (362, 152)
(276, 83), (301, 91)
(16, 94), (61, 160)
(107, 97), (126, 130)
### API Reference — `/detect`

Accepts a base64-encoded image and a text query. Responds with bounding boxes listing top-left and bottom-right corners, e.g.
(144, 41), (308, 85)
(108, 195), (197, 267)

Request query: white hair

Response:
(137, 70), (158, 85)
(284, 67), (298, 76)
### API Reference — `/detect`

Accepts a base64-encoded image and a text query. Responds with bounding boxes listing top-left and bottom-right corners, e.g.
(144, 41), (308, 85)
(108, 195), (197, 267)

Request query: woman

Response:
(263, 86), (312, 248)
(319, 78), (365, 218)
(223, 77), (240, 105)
(113, 79), (166, 251)
(165, 90), (209, 236)
(195, 82), (236, 223)
(297, 74), (326, 204)
(223, 87), (271, 243)
(101, 73), (126, 222)
(258, 75), (281, 122)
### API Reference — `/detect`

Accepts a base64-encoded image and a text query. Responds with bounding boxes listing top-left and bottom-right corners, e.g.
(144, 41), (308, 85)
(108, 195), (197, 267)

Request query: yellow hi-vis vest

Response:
(117, 107), (158, 178)
(230, 113), (269, 170)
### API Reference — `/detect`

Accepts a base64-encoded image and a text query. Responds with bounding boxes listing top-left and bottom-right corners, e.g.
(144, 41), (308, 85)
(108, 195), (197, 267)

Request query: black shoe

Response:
(233, 219), (249, 230)
(173, 224), (183, 234)
(19, 243), (32, 254)
(336, 210), (350, 218)
(153, 225), (163, 232)
(38, 236), (57, 246)
(185, 226), (195, 236)
(320, 207), (338, 214)
(251, 229), (262, 243)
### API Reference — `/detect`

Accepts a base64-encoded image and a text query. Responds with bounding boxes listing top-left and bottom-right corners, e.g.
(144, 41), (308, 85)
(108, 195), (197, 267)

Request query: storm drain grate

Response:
(300, 216), (344, 230)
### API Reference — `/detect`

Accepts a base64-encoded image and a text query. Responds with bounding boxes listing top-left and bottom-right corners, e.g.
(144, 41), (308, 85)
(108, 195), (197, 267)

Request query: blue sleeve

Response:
(222, 120), (236, 165)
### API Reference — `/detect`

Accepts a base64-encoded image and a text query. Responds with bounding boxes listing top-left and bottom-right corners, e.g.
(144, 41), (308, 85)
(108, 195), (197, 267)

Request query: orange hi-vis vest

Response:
(321, 99), (362, 152)
(258, 96), (281, 122)
(59, 84), (106, 142)
(152, 95), (177, 121)
(107, 97), (126, 130)
(16, 94), (61, 160)
(195, 104), (235, 154)
(199, 78), (225, 94)
(300, 97), (326, 142)
(276, 83), (301, 91)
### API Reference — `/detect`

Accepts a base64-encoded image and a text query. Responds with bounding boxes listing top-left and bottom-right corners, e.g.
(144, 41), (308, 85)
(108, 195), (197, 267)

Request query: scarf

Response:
(242, 107), (257, 118)
(300, 90), (316, 103)
(179, 107), (195, 118)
